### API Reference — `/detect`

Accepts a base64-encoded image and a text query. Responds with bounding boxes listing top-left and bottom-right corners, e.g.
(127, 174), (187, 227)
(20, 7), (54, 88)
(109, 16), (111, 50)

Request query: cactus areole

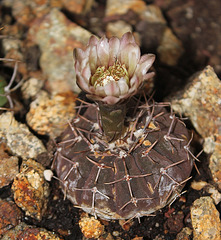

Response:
(52, 32), (193, 220)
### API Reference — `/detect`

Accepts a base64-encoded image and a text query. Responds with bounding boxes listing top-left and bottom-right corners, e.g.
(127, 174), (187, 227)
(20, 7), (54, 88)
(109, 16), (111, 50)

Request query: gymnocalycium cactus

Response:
(52, 32), (194, 220)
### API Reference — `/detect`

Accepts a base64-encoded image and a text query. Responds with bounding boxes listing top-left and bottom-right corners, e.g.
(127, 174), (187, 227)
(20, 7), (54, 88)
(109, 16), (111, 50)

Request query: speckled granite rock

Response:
(170, 66), (221, 188)
(0, 112), (46, 159)
(26, 90), (76, 138)
(1, 222), (63, 240)
(28, 8), (92, 94)
(12, 159), (50, 220)
(191, 196), (221, 240)
(0, 199), (23, 238)
(21, 77), (44, 100)
(170, 66), (221, 138)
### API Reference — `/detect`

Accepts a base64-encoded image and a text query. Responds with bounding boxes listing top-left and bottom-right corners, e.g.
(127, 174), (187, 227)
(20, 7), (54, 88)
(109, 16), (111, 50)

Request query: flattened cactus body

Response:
(53, 101), (193, 220)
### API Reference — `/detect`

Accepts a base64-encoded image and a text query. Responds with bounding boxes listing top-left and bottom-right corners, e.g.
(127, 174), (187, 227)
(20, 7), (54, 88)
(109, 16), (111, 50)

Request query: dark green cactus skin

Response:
(52, 99), (193, 220)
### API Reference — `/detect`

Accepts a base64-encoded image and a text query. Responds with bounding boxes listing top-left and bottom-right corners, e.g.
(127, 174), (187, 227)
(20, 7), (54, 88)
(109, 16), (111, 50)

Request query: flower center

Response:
(91, 60), (129, 88)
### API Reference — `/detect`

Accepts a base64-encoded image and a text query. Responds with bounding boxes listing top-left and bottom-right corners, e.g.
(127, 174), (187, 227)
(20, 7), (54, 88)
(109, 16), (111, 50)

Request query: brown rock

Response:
(12, 159), (50, 220)
(1, 222), (63, 240)
(26, 90), (76, 138)
(157, 27), (184, 66)
(0, 155), (18, 188)
(0, 199), (23, 238)
(139, 4), (166, 24)
(191, 196), (221, 240)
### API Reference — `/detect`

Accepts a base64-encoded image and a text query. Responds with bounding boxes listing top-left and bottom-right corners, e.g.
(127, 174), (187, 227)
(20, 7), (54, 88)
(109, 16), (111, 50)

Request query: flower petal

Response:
(108, 37), (120, 66)
(102, 95), (120, 105)
(137, 54), (155, 74)
(89, 45), (98, 74)
(104, 81), (120, 97)
(88, 35), (99, 47)
(97, 36), (110, 67)
(82, 63), (91, 81)
(94, 85), (106, 97)
(129, 74), (140, 88)
(120, 43), (140, 70)
(118, 78), (129, 95)
(120, 32), (136, 50)
(76, 74), (90, 92)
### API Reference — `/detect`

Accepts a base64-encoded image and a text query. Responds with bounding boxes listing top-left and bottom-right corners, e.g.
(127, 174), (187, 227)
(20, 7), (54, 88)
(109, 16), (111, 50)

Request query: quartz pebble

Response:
(191, 196), (221, 240)
(26, 90), (76, 138)
(12, 159), (50, 220)
(1, 222), (62, 240)
(0, 199), (23, 238)
(28, 8), (92, 94)
(0, 112), (46, 159)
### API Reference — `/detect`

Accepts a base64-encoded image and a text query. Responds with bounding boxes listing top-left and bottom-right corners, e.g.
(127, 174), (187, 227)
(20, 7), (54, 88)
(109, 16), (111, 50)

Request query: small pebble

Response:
(79, 214), (104, 239)
(44, 169), (54, 182)
(176, 227), (192, 240)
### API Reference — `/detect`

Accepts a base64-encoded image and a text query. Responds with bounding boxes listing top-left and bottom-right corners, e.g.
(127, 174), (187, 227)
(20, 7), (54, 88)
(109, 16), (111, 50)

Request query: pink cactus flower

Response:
(74, 32), (155, 105)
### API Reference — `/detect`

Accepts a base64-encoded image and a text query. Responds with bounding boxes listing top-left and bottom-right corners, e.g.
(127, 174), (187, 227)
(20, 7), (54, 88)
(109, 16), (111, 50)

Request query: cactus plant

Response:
(52, 32), (193, 220)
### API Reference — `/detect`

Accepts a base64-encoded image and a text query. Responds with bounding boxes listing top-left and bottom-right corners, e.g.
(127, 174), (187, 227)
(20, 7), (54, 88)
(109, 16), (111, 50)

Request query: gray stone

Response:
(0, 112), (46, 159)
(28, 8), (92, 94)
